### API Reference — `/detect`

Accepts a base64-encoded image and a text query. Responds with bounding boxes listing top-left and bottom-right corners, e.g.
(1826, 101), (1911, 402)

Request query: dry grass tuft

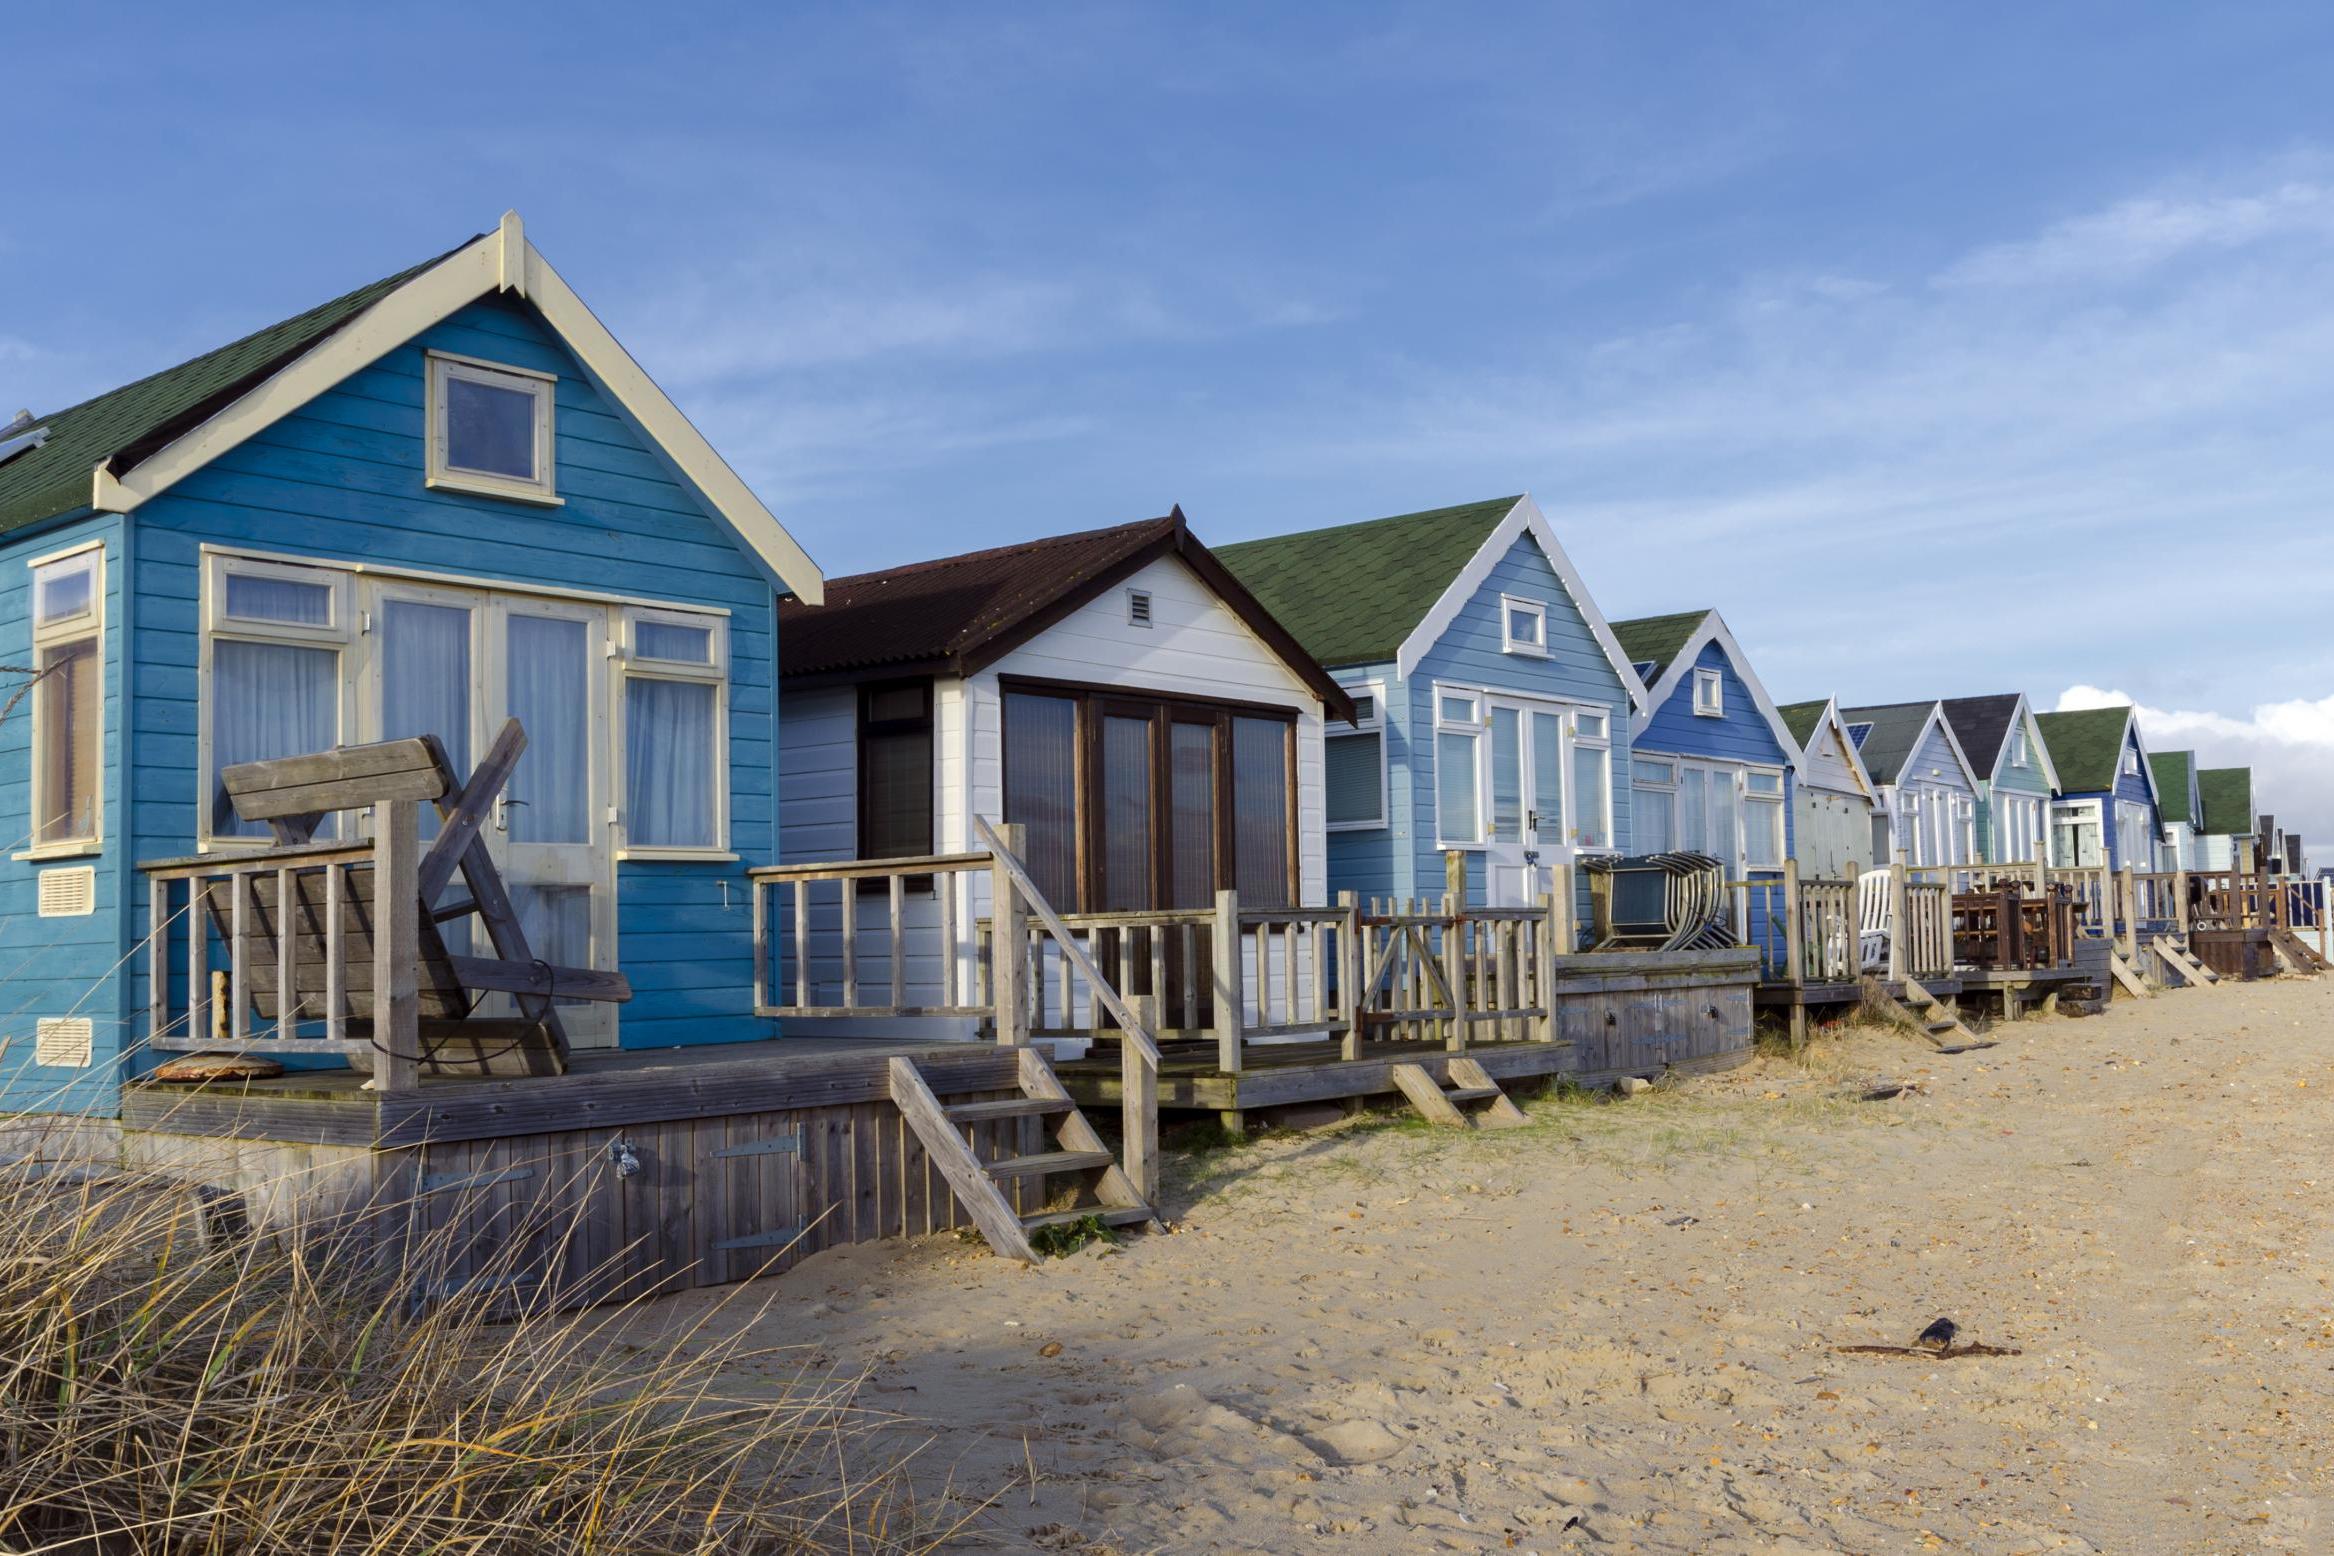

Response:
(0, 1151), (949, 1554)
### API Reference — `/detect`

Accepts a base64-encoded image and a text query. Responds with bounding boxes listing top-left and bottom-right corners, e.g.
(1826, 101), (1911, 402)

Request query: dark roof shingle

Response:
(1775, 698), (1829, 749)
(2198, 767), (2255, 836)
(1212, 496), (1521, 668)
(1938, 694), (2025, 777)
(0, 239), (480, 535)
(2033, 706), (2133, 794)
(1610, 610), (1712, 686)
(1838, 700), (1943, 786)
(2148, 750), (2198, 825)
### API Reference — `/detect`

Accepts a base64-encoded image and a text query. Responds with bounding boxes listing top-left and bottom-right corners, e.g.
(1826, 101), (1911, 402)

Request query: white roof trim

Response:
(2001, 695), (2063, 794)
(1797, 695), (1877, 801)
(1392, 493), (1646, 710)
(1903, 702), (1981, 790)
(89, 211), (824, 604)
(1626, 609), (1799, 772)
(2123, 711), (2163, 809)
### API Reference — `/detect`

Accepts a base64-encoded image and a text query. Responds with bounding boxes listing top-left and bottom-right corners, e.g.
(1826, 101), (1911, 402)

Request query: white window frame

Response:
(2051, 798), (2104, 869)
(1325, 679), (1388, 833)
(2120, 742), (2140, 778)
(616, 604), (732, 859)
(1433, 685), (1485, 848)
(1630, 754), (1679, 852)
(1498, 594), (1548, 658)
(1692, 667), (1724, 718)
(198, 554), (356, 849)
(24, 541), (105, 858)
(425, 350), (560, 506)
(1741, 765), (1786, 869)
(1567, 706), (1614, 851)
(2009, 723), (2029, 768)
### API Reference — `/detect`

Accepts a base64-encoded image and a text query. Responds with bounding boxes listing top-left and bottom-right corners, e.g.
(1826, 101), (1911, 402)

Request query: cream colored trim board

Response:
(87, 212), (825, 604)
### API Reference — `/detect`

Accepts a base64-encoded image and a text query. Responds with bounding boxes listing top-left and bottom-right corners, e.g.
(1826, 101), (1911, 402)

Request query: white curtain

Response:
(381, 601), (471, 842)
(508, 614), (591, 843)
(211, 641), (337, 836)
(626, 676), (715, 847)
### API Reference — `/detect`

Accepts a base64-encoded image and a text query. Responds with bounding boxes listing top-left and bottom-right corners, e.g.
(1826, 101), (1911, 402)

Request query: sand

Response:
(669, 976), (2334, 1553)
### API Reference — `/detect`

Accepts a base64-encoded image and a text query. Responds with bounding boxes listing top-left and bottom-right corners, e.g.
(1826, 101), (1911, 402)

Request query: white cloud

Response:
(1936, 181), (2334, 290)
(2055, 685), (2334, 867)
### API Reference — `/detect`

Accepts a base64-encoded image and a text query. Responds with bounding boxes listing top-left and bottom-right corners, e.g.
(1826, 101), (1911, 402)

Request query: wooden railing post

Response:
(1782, 857), (1806, 989)
(1886, 856), (1909, 983)
(2117, 865), (2138, 957)
(371, 798), (421, 1092)
(1535, 890), (1561, 1044)
(1550, 860), (1576, 958)
(1211, 889), (1243, 1079)
(1336, 891), (1362, 1062)
(1441, 892), (1467, 1053)
(1124, 994), (1160, 1200)
(990, 823), (1029, 1047)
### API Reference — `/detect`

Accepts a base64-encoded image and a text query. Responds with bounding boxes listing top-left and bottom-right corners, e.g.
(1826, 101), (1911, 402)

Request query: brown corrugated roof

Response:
(777, 509), (1352, 717)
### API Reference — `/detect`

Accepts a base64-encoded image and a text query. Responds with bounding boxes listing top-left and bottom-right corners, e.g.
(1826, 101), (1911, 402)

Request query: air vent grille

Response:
(37, 866), (95, 917)
(35, 1017), (93, 1068)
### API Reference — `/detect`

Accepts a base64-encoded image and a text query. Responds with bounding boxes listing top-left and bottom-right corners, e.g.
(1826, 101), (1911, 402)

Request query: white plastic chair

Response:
(1857, 868), (1893, 973)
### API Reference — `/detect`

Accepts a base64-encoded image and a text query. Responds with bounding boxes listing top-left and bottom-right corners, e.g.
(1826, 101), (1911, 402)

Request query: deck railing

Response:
(1353, 897), (1563, 1051)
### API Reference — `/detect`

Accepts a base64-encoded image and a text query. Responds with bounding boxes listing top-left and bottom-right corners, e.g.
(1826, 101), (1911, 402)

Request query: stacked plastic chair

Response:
(1582, 851), (1736, 952)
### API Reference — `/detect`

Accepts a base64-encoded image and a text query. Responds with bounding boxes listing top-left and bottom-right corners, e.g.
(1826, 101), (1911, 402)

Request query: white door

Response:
(488, 595), (617, 1047)
(1484, 697), (1569, 907)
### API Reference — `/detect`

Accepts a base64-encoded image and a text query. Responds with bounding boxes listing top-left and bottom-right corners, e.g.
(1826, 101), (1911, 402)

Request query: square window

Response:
(1348, 693), (1376, 726)
(1573, 709), (1607, 740)
(1438, 693), (1477, 725)
(427, 353), (556, 502)
(34, 553), (94, 626)
(1500, 595), (1547, 656)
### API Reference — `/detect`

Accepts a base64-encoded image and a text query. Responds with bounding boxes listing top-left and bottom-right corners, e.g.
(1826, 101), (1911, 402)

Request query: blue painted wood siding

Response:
(122, 296), (779, 1065)
(1972, 718), (2050, 857)
(0, 515), (129, 1114)
(1394, 532), (1634, 908)
(1325, 663), (1404, 902)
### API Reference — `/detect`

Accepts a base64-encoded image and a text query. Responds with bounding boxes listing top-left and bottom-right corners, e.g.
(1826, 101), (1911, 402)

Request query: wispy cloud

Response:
(2056, 685), (2334, 865)
(1936, 181), (2334, 289)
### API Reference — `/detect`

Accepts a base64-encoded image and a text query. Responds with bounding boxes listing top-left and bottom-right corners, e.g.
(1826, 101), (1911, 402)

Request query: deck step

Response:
(1019, 1205), (1156, 1233)
(1923, 1021), (1958, 1034)
(1390, 1060), (1529, 1129)
(986, 1148), (1115, 1181)
(944, 1096), (1074, 1124)
(1443, 1085), (1505, 1104)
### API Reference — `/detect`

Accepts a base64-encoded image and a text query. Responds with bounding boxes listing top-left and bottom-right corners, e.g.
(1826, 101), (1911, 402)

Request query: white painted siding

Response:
(1799, 720), (1866, 800)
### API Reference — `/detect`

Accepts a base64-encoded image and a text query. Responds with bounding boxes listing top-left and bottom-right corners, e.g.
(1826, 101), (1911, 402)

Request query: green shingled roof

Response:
(1776, 699), (1829, 748)
(1610, 610), (1711, 685)
(2032, 706), (2132, 794)
(0, 239), (478, 535)
(1212, 496), (1521, 668)
(2198, 766), (2255, 836)
(1838, 700), (1941, 786)
(2148, 750), (2198, 824)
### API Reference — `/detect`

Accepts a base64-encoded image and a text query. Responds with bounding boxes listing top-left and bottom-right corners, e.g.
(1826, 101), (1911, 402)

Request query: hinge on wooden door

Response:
(713, 1225), (805, 1253)
(713, 1130), (801, 1158)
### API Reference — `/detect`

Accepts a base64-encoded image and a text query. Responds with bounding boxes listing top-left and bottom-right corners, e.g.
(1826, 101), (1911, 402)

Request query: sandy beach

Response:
(672, 978), (2334, 1554)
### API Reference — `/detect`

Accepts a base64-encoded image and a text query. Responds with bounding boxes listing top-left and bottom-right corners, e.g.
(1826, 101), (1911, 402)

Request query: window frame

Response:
(1692, 667), (1725, 718)
(996, 675), (1299, 913)
(616, 604), (731, 859)
(1433, 682), (1487, 849)
(1324, 679), (1389, 833)
(424, 350), (561, 506)
(1498, 594), (1548, 658)
(198, 554), (356, 849)
(1741, 764), (1787, 870)
(856, 678), (937, 867)
(24, 541), (105, 857)
(2120, 742), (2140, 778)
(1568, 705), (1614, 851)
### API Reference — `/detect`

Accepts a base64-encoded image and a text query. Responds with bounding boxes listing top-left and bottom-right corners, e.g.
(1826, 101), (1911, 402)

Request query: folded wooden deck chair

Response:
(212, 720), (630, 1079)
(1584, 852), (1734, 951)
(1856, 868), (1892, 973)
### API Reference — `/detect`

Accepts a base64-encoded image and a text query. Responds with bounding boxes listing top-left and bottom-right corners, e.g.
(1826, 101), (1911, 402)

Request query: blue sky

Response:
(7, 3), (2333, 845)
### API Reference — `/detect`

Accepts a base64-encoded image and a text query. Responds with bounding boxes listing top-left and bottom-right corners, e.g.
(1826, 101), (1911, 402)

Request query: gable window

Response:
(203, 556), (351, 840)
(426, 351), (557, 504)
(1692, 668), (1724, 718)
(1000, 682), (1295, 913)
(2120, 742), (2140, 778)
(29, 546), (103, 850)
(859, 681), (934, 861)
(621, 607), (727, 852)
(2009, 723), (2029, 768)
(1500, 595), (1547, 656)
(1326, 686), (1387, 831)
(1434, 691), (1483, 845)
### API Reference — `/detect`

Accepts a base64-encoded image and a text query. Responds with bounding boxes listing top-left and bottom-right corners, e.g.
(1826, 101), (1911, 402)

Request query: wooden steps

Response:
(2150, 935), (2222, 989)
(2271, 929), (2330, 975)
(888, 1049), (1155, 1262)
(2106, 950), (2156, 1000)
(1894, 978), (1986, 1049)
(1391, 1058), (1528, 1129)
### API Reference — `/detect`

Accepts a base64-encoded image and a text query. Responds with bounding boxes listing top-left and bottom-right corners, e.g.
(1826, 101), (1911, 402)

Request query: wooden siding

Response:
(1324, 661), (1403, 902)
(1403, 532), (1634, 907)
(124, 296), (780, 1059)
(1797, 715), (1864, 799)
(0, 514), (129, 1114)
(1794, 789), (1872, 878)
(1973, 707), (2051, 859)
(1631, 638), (1796, 859)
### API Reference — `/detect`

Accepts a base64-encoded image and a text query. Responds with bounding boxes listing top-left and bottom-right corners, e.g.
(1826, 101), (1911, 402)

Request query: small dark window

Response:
(859, 680), (933, 863)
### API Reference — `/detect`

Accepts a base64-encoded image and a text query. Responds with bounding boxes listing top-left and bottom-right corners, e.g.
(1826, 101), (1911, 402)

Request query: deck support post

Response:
(2174, 868), (2191, 938)
(1211, 889), (1244, 1136)
(2117, 866), (2138, 959)
(1442, 892), (1467, 1053)
(371, 797), (420, 1092)
(1535, 890), (1561, 1044)
(1124, 995), (1160, 1200)
(990, 823), (1029, 1047)
(1336, 891), (1362, 1063)
(1886, 856), (1909, 985)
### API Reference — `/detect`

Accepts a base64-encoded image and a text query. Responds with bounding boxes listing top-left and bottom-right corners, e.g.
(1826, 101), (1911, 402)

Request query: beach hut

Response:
(2197, 768), (2257, 868)
(1938, 694), (2059, 865)
(0, 214), (826, 1118)
(1609, 610), (1798, 886)
(1217, 496), (1642, 912)
(2034, 706), (2162, 872)
(1775, 697), (1877, 878)
(1838, 701), (1982, 867)
(2148, 751), (2206, 870)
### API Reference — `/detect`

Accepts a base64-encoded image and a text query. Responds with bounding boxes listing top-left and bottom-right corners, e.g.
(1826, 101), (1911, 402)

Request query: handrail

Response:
(973, 817), (1161, 1070)
(747, 851), (992, 883)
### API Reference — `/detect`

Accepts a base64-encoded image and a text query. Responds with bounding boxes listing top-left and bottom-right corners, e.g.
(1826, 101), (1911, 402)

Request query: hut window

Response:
(204, 557), (350, 841)
(426, 352), (557, 503)
(1570, 707), (1612, 849)
(1630, 755), (1677, 852)
(1692, 668), (1724, 717)
(1231, 717), (1292, 908)
(620, 607), (727, 852)
(1326, 685), (1386, 831)
(2009, 722), (2029, 767)
(1435, 688), (1483, 846)
(1499, 595), (1547, 656)
(28, 546), (102, 850)
(1743, 768), (1785, 868)
(858, 682), (934, 863)
(2120, 743), (2140, 778)
(1001, 690), (1082, 910)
